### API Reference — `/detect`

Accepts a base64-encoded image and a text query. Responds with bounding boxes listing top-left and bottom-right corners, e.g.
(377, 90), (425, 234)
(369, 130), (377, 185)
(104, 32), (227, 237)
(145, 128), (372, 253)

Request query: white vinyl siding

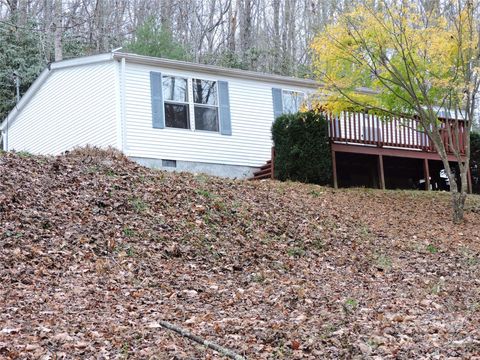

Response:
(124, 62), (312, 167)
(7, 61), (118, 154)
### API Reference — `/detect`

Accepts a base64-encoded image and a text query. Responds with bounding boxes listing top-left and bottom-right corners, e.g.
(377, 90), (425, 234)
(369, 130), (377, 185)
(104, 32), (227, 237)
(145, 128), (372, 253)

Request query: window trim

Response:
(281, 89), (306, 114)
(192, 78), (220, 133)
(157, 74), (225, 135)
(163, 102), (191, 130)
(162, 74), (191, 130)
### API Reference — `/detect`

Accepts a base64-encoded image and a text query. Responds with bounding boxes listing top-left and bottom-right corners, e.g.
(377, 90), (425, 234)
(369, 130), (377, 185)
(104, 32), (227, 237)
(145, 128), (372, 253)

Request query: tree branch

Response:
(153, 320), (246, 360)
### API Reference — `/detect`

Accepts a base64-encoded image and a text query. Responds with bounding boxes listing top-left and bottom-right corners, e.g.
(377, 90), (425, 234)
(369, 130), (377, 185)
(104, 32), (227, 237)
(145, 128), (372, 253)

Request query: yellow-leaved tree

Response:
(311, 0), (479, 223)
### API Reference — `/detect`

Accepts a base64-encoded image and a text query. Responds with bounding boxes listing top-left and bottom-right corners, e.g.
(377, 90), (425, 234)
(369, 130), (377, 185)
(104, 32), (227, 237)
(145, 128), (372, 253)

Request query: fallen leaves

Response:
(291, 339), (301, 350)
(1, 148), (480, 358)
(52, 332), (73, 343)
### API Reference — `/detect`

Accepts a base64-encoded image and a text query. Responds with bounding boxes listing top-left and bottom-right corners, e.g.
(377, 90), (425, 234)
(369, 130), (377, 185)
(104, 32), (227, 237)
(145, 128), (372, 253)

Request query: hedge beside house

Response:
(272, 111), (332, 185)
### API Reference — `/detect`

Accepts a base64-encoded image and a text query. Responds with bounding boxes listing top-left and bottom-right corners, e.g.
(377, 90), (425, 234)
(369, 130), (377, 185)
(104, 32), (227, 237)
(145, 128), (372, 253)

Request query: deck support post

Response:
(423, 158), (430, 191)
(378, 154), (385, 190)
(332, 148), (338, 189)
(467, 167), (472, 194)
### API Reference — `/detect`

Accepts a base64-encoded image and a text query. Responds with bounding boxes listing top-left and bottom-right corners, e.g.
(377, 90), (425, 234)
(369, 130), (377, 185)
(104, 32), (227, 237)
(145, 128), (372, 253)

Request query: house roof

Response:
(112, 52), (321, 89)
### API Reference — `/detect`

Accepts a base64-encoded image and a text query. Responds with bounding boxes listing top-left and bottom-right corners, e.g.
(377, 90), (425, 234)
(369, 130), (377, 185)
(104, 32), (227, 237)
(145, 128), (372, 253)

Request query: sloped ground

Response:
(1, 148), (480, 359)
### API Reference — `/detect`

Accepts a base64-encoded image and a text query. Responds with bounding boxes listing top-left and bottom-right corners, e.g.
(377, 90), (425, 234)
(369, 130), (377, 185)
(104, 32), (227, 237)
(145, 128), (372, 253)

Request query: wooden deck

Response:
(326, 111), (471, 191)
(252, 111), (471, 192)
(326, 111), (468, 160)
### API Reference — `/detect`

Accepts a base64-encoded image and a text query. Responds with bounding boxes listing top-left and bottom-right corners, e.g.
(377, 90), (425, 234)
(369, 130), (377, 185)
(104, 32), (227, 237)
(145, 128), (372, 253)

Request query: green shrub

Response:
(272, 111), (332, 185)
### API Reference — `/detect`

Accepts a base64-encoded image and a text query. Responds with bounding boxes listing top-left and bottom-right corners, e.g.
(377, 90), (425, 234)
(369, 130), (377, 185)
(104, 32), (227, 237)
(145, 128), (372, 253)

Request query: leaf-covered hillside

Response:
(1, 149), (480, 359)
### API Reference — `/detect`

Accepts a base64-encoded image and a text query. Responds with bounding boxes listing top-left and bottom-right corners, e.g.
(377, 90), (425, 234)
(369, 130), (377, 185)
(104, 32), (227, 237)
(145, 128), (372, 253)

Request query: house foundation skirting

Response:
(129, 157), (259, 179)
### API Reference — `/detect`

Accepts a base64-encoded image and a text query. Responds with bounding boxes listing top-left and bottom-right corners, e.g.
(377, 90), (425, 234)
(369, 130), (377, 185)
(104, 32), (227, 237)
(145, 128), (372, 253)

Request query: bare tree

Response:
(0, 0), (359, 74)
(53, 0), (62, 61)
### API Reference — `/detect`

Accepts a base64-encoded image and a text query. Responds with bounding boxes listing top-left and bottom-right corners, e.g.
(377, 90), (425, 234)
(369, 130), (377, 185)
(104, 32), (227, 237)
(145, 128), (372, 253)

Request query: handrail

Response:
(326, 111), (466, 155)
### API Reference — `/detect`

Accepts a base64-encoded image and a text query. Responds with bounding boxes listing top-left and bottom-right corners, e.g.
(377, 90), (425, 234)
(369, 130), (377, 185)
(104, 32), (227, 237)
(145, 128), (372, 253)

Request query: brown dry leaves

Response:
(1, 148), (480, 359)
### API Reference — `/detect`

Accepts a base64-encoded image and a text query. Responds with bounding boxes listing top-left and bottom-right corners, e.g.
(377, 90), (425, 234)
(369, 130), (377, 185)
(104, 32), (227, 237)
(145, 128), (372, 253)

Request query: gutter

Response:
(113, 52), (322, 89)
(111, 52), (378, 96)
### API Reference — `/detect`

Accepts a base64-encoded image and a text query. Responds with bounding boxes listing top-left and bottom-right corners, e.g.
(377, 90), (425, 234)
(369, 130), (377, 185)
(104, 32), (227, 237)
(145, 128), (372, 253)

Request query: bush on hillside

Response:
(272, 111), (332, 185)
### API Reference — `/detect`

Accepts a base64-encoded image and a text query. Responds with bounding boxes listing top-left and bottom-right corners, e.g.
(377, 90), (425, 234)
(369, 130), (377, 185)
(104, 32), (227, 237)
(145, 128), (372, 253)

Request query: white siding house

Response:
(0, 52), (319, 178)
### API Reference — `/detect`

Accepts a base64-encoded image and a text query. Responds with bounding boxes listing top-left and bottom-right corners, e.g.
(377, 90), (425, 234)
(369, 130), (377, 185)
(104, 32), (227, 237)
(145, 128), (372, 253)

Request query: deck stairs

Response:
(251, 160), (273, 180)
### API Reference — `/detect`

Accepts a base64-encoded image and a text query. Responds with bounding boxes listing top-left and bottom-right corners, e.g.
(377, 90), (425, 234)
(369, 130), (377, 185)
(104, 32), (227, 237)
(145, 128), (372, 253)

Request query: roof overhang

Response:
(112, 52), (321, 89)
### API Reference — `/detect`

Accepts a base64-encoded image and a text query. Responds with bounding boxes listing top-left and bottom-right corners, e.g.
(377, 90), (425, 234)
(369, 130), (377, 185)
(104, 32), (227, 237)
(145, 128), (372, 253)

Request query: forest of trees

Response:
(0, 0), (355, 74)
(0, 0), (464, 121)
(0, 0), (363, 120)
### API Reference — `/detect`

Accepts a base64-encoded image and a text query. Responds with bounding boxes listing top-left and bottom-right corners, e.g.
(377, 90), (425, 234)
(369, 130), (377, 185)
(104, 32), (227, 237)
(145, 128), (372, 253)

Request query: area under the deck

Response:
(335, 152), (462, 191)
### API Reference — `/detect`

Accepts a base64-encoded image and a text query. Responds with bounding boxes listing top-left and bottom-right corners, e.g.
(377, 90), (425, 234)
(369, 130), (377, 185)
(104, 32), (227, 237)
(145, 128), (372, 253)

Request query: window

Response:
(162, 75), (189, 129)
(153, 74), (227, 133)
(192, 79), (219, 132)
(282, 90), (305, 114)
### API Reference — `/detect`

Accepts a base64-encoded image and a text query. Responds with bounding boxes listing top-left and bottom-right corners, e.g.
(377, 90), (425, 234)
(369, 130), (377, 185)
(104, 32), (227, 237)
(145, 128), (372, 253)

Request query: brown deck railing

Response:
(326, 111), (467, 155)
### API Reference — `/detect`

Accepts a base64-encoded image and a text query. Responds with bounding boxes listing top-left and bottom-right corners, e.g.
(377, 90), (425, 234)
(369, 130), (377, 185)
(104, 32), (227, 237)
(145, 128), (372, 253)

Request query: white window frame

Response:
(162, 75), (221, 133)
(191, 77), (220, 133)
(281, 89), (306, 114)
(162, 74), (191, 130)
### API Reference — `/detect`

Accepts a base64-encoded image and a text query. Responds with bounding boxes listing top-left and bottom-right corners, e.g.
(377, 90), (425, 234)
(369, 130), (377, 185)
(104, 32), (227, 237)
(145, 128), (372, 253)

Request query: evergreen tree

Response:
(0, 19), (46, 121)
(125, 18), (189, 61)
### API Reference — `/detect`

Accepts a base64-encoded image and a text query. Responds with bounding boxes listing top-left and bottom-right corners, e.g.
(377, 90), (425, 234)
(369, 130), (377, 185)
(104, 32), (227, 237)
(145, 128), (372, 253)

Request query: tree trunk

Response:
(160, 0), (172, 31)
(18, 0), (27, 25)
(288, 0), (296, 75)
(281, 0), (291, 74)
(94, 0), (108, 52)
(424, 115), (469, 224)
(455, 164), (469, 223)
(440, 157), (469, 224)
(114, 0), (126, 46)
(54, 0), (63, 61)
(7, 0), (18, 14)
(450, 183), (467, 224)
(239, 0), (253, 66)
(272, 0), (280, 73)
(227, 2), (236, 52)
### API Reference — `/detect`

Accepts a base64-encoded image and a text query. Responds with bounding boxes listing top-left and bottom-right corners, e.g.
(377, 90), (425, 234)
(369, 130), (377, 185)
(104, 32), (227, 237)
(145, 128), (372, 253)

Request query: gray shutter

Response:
(218, 80), (232, 135)
(150, 71), (165, 129)
(272, 88), (283, 119)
